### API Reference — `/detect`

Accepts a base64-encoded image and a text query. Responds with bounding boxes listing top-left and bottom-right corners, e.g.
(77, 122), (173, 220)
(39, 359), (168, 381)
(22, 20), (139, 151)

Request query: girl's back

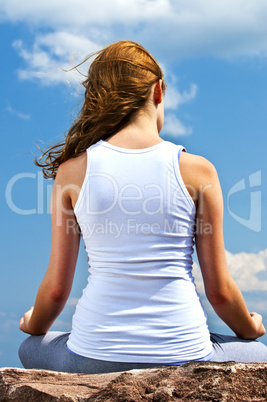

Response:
(66, 139), (212, 363)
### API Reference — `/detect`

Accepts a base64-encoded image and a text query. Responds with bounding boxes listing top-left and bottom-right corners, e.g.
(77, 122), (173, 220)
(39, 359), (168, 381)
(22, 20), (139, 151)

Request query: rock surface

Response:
(0, 362), (266, 401)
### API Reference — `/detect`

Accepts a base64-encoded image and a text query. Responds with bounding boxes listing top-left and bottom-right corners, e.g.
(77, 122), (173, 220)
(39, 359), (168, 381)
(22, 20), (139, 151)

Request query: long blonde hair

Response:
(36, 40), (166, 179)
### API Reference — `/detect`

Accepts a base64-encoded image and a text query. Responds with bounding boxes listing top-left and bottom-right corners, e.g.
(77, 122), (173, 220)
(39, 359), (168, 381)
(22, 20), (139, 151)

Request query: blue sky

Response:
(1, 0), (267, 367)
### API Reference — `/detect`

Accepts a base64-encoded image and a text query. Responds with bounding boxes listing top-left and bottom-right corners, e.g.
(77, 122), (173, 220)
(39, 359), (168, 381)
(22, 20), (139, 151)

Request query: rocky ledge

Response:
(0, 362), (266, 401)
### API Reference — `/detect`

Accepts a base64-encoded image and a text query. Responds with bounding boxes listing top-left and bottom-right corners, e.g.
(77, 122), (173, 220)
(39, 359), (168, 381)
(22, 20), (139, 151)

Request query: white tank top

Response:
(67, 140), (213, 363)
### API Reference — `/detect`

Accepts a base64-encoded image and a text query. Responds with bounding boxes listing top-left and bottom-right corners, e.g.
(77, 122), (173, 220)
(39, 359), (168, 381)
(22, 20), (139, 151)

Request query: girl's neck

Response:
(106, 110), (164, 149)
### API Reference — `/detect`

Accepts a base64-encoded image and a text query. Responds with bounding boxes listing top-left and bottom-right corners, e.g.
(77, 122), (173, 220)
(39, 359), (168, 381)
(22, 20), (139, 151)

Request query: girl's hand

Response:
(19, 307), (34, 334)
(250, 312), (266, 339)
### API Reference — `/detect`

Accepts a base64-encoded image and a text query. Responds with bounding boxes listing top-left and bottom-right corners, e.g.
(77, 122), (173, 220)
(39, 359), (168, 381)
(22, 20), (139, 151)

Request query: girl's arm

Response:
(20, 164), (80, 335)
(180, 152), (265, 340)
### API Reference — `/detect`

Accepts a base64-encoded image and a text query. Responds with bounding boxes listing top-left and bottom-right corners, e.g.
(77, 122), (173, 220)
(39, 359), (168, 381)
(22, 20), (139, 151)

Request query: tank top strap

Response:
(171, 144), (195, 211)
(177, 144), (187, 163)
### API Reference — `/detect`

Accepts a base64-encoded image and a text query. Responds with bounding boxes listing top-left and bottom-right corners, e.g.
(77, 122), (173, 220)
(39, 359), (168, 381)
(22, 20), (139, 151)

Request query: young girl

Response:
(19, 40), (267, 373)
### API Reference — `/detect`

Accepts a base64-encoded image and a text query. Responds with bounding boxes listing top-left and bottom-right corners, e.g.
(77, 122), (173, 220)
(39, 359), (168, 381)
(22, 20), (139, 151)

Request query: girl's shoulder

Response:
(180, 151), (217, 177)
(56, 152), (87, 187)
(54, 153), (87, 209)
(179, 151), (219, 204)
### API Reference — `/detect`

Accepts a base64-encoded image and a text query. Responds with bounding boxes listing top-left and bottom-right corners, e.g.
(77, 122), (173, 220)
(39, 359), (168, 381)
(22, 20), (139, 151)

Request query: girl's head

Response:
(83, 40), (166, 133)
(37, 40), (166, 179)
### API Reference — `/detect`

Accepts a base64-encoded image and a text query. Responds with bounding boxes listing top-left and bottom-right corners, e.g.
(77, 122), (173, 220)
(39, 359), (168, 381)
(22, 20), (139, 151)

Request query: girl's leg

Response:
(20, 331), (267, 373)
(19, 332), (72, 371)
(19, 332), (160, 374)
(210, 333), (267, 363)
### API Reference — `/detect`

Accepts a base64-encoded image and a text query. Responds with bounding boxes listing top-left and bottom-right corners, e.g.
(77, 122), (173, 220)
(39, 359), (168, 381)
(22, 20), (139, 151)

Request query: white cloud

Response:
(193, 248), (267, 293)
(12, 32), (102, 86)
(6, 0), (267, 137)
(5, 105), (31, 120)
(246, 299), (267, 313)
(2, 0), (267, 59)
(67, 298), (79, 307)
(225, 249), (267, 291)
(0, 312), (19, 331)
(0, 312), (7, 317)
(11, 28), (197, 137)
(164, 84), (197, 110)
(3, 319), (18, 329)
(0, 0), (170, 26)
(163, 113), (192, 138)
(192, 261), (205, 295)
(162, 81), (197, 137)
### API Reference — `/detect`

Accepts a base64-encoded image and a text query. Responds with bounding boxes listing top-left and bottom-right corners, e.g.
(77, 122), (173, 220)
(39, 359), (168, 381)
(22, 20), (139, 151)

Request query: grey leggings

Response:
(19, 332), (267, 374)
